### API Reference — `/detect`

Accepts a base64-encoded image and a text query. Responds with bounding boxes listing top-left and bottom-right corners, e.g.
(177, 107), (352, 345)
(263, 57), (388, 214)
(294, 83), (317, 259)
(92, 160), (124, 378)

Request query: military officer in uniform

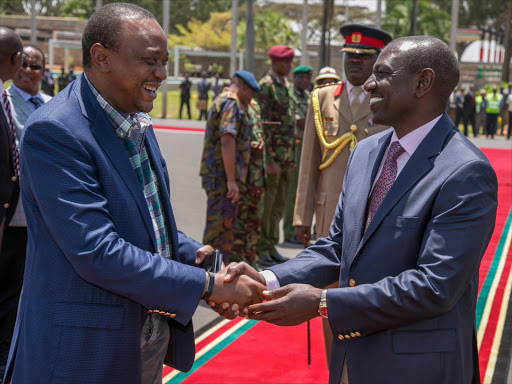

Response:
(231, 99), (266, 268)
(256, 45), (296, 267)
(314, 66), (341, 88)
(284, 65), (312, 244)
(200, 70), (259, 263)
(293, 24), (392, 363)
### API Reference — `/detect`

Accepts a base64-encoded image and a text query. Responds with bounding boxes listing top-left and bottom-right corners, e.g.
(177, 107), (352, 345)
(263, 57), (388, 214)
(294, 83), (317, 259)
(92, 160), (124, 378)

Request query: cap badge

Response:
(352, 33), (362, 43)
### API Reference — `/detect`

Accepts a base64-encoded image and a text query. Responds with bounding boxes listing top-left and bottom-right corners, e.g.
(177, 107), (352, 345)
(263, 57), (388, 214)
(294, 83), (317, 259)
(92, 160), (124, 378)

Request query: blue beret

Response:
(234, 70), (260, 93)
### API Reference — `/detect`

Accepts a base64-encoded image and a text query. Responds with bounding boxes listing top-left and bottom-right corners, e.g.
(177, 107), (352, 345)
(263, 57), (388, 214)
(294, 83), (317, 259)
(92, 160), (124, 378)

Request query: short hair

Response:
(391, 36), (459, 111)
(82, 2), (156, 68)
(24, 44), (45, 69)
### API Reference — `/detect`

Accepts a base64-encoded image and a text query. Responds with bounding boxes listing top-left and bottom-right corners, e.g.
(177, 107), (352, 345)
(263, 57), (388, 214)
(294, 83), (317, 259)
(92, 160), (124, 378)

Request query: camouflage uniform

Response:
(231, 100), (266, 266)
(200, 90), (251, 263)
(283, 87), (310, 239)
(255, 70), (296, 259)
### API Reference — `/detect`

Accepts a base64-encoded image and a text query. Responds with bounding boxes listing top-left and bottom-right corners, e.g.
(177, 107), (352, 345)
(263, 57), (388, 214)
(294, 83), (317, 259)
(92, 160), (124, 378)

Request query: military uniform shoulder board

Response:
(333, 81), (345, 98)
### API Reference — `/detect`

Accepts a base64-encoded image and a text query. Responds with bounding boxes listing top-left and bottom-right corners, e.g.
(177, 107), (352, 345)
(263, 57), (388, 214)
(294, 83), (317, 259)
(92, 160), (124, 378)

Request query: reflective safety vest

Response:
(475, 95), (483, 113)
(485, 93), (503, 114)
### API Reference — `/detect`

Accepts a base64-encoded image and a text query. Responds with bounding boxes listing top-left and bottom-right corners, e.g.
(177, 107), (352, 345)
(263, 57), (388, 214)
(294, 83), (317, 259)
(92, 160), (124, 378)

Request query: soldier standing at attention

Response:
(200, 71), (259, 263)
(283, 65), (312, 244)
(256, 45), (296, 267)
(231, 99), (266, 268)
(293, 24), (392, 364)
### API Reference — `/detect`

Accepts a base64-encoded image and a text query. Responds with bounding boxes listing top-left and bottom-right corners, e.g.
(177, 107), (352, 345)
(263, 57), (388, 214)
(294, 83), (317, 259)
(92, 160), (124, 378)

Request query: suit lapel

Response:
(7, 86), (32, 124)
(334, 87), (352, 122)
(77, 76), (157, 251)
(353, 114), (454, 261)
(347, 132), (391, 267)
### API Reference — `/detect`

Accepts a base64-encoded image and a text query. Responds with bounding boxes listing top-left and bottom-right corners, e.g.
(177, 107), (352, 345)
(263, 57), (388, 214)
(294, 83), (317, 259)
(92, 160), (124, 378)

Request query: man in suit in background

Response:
(4, 4), (264, 384)
(224, 36), (497, 384)
(1, 44), (51, 382)
(0, 27), (23, 382)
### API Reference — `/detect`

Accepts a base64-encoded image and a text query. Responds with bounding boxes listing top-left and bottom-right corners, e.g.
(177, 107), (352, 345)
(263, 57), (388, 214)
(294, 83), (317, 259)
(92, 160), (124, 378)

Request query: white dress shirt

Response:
(260, 114), (443, 290)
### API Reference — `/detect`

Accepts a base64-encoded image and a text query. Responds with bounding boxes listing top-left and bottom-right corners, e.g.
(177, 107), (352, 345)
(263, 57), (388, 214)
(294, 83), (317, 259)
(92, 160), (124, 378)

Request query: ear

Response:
(415, 68), (435, 98)
(89, 43), (111, 73)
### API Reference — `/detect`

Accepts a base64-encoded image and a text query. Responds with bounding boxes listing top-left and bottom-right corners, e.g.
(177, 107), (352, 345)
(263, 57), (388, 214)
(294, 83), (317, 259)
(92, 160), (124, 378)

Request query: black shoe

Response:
(270, 252), (289, 263)
(286, 236), (302, 245)
(258, 255), (276, 268)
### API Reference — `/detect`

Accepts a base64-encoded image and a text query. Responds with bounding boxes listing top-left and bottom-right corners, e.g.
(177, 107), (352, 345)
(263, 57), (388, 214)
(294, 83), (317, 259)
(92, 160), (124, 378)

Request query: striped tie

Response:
(2, 91), (19, 178)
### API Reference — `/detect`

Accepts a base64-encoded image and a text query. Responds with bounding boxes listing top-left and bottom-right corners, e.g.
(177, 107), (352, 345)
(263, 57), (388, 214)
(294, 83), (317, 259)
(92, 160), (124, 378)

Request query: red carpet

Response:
(163, 147), (512, 384)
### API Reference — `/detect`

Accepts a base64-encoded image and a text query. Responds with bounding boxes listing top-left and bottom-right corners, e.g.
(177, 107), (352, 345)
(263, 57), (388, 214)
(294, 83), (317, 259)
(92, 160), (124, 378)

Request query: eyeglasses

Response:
(11, 51), (27, 63)
(21, 61), (43, 71)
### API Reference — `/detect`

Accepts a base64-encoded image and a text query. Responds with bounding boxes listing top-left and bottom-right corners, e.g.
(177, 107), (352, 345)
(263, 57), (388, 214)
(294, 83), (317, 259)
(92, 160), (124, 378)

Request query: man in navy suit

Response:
(222, 36), (497, 384)
(4, 4), (264, 384)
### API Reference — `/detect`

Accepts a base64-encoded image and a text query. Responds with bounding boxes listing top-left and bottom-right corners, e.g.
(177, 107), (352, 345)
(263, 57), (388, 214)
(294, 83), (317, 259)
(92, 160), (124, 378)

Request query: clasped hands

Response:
(206, 262), (323, 327)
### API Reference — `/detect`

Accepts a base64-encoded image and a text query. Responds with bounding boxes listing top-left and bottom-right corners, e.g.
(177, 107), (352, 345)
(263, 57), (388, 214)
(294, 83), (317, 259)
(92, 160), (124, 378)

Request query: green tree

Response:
(383, 0), (451, 42)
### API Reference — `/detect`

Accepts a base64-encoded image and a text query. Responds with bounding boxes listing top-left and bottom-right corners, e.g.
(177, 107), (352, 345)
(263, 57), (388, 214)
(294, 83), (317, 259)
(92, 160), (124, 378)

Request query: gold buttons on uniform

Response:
(349, 279), (356, 287)
(11, 176), (17, 182)
(350, 124), (357, 132)
(338, 334), (344, 340)
(324, 130), (329, 136)
(3, 203), (9, 209)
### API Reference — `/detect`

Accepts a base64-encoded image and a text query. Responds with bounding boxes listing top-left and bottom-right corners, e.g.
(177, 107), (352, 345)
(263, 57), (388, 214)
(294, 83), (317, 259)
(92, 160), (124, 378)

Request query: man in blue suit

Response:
(4, 4), (264, 384)
(222, 36), (497, 384)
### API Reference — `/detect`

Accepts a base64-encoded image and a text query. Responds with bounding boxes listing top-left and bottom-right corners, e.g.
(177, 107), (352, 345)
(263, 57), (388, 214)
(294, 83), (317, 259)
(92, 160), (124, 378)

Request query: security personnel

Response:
(255, 45), (296, 267)
(485, 86), (503, 139)
(475, 89), (487, 136)
(314, 66), (341, 87)
(231, 99), (266, 268)
(293, 24), (392, 364)
(284, 65), (312, 243)
(200, 70), (259, 263)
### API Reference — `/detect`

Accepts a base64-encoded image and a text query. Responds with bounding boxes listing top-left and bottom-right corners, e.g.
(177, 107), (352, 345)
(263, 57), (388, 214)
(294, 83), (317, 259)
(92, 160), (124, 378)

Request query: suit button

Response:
(350, 332), (356, 338)
(3, 203), (9, 209)
(349, 279), (356, 287)
(355, 332), (361, 337)
(344, 334), (351, 339)
(11, 176), (17, 182)
(170, 313), (176, 318)
(337, 334), (344, 340)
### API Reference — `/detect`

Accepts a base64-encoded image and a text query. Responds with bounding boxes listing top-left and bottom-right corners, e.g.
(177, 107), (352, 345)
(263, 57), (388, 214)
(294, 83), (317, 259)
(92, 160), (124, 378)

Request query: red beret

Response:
(268, 45), (294, 61)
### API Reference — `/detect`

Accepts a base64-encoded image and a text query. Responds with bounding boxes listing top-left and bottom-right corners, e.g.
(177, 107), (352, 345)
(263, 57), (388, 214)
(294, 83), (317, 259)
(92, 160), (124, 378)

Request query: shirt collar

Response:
(10, 84), (43, 103)
(390, 114), (443, 156)
(345, 80), (366, 97)
(269, 70), (283, 86)
(84, 73), (152, 139)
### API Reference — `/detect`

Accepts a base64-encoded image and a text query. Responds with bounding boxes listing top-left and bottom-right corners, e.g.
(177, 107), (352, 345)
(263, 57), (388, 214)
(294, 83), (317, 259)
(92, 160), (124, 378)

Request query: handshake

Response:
(195, 247), (323, 327)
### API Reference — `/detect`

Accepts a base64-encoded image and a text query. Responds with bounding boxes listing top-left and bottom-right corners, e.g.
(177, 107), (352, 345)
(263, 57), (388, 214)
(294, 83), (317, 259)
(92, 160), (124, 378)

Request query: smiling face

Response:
(344, 52), (377, 86)
(363, 42), (419, 129)
(100, 17), (168, 114)
(13, 46), (44, 96)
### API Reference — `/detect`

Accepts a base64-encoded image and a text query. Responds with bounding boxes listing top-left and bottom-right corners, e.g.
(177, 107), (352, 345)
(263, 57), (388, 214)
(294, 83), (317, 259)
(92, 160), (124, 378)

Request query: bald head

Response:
(0, 27), (23, 81)
(387, 36), (459, 111)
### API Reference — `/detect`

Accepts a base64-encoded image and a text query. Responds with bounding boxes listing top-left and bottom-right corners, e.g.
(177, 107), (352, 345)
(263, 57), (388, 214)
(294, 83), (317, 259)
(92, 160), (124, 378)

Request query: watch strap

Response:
(203, 271), (215, 300)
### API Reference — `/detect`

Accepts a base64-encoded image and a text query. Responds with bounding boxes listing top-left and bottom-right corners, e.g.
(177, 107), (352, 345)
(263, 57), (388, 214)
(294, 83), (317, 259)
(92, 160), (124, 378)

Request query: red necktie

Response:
(2, 91), (19, 178)
(365, 141), (405, 230)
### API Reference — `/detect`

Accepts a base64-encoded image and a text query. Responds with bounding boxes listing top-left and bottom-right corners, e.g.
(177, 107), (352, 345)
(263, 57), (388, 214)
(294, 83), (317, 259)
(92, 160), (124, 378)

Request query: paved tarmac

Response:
(153, 118), (512, 337)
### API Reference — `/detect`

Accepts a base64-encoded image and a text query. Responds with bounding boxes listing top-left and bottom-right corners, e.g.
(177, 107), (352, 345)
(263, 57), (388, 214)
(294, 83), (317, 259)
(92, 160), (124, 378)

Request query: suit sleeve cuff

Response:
(259, 270), (281, 291)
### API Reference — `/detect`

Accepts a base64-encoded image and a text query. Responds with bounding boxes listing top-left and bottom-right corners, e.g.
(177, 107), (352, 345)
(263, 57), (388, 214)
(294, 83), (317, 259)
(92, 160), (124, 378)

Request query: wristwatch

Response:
(318, 289), (328, 318)
(203, 271), (215, 300)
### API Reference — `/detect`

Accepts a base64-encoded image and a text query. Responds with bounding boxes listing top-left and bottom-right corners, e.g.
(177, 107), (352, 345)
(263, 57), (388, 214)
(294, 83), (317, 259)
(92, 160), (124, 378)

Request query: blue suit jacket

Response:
(5, 76), (206, 383)
(270, 114), (497, 384)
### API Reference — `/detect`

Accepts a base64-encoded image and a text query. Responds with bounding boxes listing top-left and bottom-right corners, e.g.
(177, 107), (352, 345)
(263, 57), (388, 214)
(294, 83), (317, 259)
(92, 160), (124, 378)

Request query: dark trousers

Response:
(179, 98), (191, 119)
(463, 112), (476, 137)
(455, 108), (463, 128)
(0, 226), (27, 380)
(485, 113), (498, 138)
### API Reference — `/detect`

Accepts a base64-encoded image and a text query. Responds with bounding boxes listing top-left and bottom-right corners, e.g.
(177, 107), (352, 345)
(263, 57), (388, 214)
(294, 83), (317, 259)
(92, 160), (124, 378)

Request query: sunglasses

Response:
(21, 61), (43, 71)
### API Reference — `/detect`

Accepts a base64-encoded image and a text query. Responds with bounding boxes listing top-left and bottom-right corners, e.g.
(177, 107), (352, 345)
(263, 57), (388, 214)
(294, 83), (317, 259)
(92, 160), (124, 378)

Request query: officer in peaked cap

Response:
(292, 23), (392, 367)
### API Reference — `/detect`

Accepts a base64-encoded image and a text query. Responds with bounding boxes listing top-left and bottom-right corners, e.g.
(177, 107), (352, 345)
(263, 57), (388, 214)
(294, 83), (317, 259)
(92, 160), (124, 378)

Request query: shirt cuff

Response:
(259, 270), (281, 291)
